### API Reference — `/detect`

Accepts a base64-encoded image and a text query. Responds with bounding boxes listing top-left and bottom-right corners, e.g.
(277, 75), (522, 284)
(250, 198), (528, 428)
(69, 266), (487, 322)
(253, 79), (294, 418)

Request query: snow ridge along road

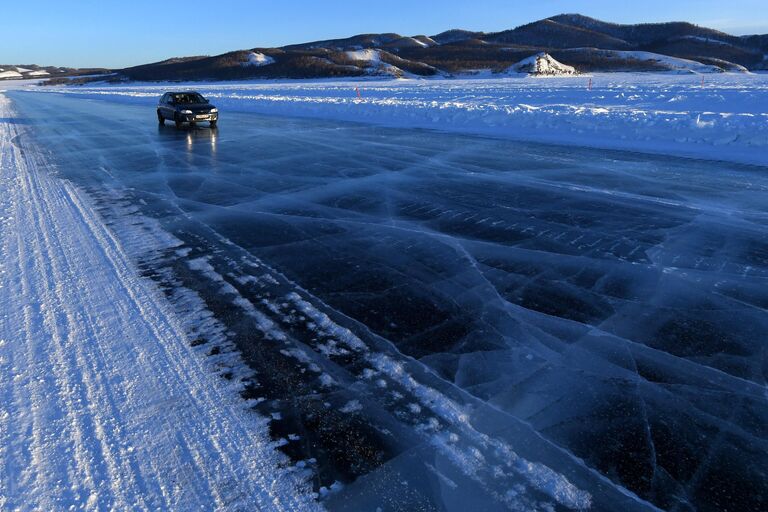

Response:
(0, 94), (321, 510)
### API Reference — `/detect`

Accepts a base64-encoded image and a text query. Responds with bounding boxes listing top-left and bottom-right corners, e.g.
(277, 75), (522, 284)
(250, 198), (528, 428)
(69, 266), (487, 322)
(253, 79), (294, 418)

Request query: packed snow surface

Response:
(0, 94), (320, 511)
(27, 73), (768, 164)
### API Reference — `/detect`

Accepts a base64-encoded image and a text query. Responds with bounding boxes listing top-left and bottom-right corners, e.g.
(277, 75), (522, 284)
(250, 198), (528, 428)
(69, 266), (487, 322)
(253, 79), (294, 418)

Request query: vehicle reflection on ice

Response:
(158, 123), (218, 155)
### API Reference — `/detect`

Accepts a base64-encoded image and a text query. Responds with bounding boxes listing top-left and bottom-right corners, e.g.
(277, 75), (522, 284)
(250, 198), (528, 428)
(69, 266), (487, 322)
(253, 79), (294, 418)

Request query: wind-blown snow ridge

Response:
(0, 94), (321, 511)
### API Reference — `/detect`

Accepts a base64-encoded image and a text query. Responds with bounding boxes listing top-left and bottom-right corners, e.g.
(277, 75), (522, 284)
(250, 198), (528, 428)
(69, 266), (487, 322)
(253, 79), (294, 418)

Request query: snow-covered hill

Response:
(116, 14), (768, 81)
(0, 70), (23, 80)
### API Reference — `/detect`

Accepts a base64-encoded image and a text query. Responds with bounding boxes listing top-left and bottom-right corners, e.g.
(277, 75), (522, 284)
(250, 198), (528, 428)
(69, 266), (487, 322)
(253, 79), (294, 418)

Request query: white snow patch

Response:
(346, 49), (382, 63)
(0, 70), (23, 80)
(242, 52), (276, 67)
(508, 52), (577, 76)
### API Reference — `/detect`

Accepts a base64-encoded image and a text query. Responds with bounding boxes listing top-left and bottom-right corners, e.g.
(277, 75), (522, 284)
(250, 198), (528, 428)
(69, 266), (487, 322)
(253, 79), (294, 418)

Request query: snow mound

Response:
(24, 70), (50, 77)
(509, 53), (577, 76)
(242, 52), (275, 67)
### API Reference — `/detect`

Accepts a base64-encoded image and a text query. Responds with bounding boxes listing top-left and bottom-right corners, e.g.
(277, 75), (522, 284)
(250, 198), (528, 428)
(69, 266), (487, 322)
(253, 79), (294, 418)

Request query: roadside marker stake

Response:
(356, 87), (362, 99)
(588, 78), (592, 91)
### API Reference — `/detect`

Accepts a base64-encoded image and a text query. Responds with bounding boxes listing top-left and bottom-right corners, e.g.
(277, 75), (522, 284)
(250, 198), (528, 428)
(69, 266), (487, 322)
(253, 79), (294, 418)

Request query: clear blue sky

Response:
(4, 0), (767, 68)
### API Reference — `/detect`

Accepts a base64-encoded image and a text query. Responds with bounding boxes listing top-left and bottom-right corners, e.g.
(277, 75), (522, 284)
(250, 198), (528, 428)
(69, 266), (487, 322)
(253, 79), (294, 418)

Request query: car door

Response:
(157, 94), (167, 118)
(165, 94), (175, 119)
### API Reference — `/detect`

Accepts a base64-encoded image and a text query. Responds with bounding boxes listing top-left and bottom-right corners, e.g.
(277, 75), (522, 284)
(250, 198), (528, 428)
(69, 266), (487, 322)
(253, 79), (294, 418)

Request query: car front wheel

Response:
(210, 120), (217, 128)
(157, 110), (164, 125)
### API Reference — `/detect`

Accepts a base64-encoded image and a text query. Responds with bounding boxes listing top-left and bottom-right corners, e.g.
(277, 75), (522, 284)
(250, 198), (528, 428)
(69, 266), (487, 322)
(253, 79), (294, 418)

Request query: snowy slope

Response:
(345, 49), (382, 63)
(0, 94), (321, 511)
(0, 70), (23, 80)
(345, 49), (404, 77)
(569, 49), (726, 73)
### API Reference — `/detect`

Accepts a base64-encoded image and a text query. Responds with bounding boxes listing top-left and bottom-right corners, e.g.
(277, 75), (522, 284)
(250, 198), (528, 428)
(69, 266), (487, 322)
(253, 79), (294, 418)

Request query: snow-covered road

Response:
(0, 94), (320, 510)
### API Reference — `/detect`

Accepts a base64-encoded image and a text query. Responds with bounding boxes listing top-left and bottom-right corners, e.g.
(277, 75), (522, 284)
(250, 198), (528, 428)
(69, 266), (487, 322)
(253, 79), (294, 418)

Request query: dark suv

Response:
(157, 92), (218, 128)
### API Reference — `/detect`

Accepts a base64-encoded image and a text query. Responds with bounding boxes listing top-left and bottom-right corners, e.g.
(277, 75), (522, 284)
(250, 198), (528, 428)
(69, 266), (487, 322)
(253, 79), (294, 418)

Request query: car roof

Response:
(165, 91), (202, 95)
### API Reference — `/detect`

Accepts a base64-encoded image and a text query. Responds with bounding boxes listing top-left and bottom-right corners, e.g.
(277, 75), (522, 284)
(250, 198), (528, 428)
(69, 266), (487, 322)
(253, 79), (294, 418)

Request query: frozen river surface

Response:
(8, 90), (768, 512)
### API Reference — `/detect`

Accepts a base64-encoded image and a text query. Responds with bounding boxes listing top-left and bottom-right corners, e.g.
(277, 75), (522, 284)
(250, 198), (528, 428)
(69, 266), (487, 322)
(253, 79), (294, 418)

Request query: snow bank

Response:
(23, 73), (768, 165)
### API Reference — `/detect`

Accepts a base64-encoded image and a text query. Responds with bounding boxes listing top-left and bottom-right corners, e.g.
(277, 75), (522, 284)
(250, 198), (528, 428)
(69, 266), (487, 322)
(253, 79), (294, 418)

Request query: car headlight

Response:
(180, 109), (193, 114)
(209, 108), (218, 113)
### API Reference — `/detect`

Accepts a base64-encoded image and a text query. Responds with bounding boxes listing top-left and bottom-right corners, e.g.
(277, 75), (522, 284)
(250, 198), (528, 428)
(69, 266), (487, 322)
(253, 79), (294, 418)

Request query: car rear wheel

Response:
(157, 110), (164, 125)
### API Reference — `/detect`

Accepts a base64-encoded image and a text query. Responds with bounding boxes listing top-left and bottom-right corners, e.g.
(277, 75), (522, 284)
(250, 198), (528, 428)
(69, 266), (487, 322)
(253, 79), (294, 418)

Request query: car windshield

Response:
(172, 93), (207, 104)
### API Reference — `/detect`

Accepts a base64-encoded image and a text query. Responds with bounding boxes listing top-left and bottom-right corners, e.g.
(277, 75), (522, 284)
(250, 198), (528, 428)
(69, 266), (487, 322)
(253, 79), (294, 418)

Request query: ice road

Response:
(3, 87), (768, 512)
